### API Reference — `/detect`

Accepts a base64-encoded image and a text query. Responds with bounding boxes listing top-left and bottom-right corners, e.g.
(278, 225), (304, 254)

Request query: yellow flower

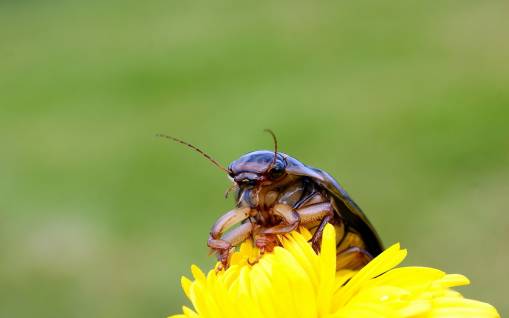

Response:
(170, 225), (500, 318)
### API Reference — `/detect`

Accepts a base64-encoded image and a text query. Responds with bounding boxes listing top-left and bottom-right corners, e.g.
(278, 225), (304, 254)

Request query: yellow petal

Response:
(181, 276), (193, 300)
(333, 243), (407, 309)
(170, 228), (500, 318)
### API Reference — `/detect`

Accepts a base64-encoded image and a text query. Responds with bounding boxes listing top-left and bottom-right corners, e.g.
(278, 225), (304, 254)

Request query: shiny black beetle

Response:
(159, 131), (383, 270)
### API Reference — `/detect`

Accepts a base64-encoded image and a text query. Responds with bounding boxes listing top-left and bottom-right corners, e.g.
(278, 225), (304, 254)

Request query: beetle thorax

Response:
(236, 175), (303, 225)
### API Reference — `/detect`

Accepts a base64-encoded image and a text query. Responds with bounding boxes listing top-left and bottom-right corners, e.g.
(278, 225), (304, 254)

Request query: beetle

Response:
(158, 131), (383, 270)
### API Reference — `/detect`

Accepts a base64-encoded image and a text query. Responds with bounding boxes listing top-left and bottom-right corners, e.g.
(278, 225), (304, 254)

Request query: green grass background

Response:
(1, 0), (508, 317)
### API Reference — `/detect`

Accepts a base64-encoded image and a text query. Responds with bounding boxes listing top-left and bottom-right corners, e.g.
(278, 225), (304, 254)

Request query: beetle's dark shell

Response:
(228, 150), (285, 174)
(308, 167), (383, 256)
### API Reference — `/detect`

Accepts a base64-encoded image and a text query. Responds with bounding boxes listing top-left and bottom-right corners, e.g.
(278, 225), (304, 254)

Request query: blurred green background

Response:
(1, 0), (508, 317)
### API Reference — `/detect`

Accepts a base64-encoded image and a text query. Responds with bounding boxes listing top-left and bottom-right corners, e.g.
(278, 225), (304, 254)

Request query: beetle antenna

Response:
(264, 129), (278, 167)
(157, 134), (231, 174)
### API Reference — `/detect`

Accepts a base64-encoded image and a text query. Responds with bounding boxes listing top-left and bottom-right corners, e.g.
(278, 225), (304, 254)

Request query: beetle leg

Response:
(297, 202), (333, 223)
(261, 203), (300, 235)
(209, 207), (251, 239)
(336, 246), (373, 270)
(221, 222), (254, 246)
(208, 222), (254, 269)
(207, 238), (232, 268)
(296, 202), (334, 252)
(278, 183), (305, 207)
(295, 191), (325, 209)
(254, 204), (299, 257)
(208, 207), (252, 268)
(310, 215), (333, 252)
(249, 233), (279, 265)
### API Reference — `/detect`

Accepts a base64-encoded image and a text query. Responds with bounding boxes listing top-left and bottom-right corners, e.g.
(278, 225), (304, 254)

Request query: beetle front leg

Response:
(208, 207), (251, 267)
(296, 201), (334, 252)
(209, 207), (251, 239)
(208, 222), (254, 269)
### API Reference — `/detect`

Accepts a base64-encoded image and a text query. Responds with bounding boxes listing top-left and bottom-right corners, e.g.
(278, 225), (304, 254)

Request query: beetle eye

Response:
(268, 164), (285, 179)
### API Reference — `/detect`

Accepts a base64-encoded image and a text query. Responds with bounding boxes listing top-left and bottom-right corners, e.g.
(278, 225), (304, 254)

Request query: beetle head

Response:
(228, 150), (288, 187)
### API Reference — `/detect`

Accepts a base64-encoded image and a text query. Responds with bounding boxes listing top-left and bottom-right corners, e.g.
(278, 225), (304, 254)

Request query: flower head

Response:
(170, 225), (499, 318)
